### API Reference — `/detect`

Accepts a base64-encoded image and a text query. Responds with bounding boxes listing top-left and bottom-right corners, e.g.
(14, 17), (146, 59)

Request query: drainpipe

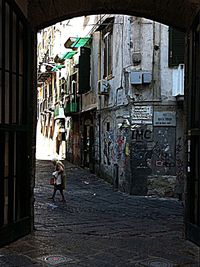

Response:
(98, 16), (102, 171)
(152, 21), (161, 101)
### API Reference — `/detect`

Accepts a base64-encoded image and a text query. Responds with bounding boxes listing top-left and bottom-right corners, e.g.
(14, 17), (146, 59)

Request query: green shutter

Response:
(169, 27), (185, 67)
(79, 47), (91, 94)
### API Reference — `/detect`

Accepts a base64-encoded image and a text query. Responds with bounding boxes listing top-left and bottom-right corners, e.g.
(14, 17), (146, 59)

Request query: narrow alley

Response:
(0, 160), (199, 266)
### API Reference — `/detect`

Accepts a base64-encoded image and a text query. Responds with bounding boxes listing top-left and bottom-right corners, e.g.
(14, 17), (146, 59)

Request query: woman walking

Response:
(49, 159), (66, 202)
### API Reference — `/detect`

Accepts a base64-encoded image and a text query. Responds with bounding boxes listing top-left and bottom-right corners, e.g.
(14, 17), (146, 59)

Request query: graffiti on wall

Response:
(132, 127), (153, 141)
(102, 114), (130, 168)
(130, 124), (153, 176)
(151, 127), (176, 175)
(103, 130), (114, 165)
(175, 136), (185, 194)
(130, 125), (176, 175)
(102, 117), (130, 189)
(130, 142), (152, 171)
(102, 115), (115, 166)
(152, 141), (175, 168)
(129, 124), (152, 195)
(115, 133), (125, 161)
(115, 127), (129, 179)
(103, 127), (129, 165)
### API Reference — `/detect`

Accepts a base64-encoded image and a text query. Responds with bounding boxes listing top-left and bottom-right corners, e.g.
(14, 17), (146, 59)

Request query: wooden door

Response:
(186, 13), (200, 246)
(0, 0), (34, 246)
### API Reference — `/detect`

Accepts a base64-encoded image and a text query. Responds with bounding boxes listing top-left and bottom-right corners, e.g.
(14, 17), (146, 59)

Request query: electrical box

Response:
(130, 71), (142, 84)
(142, 72), (152, 84)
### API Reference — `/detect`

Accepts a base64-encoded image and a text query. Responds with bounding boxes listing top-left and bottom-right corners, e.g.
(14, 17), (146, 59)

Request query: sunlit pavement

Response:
(0, 160), (200, 266)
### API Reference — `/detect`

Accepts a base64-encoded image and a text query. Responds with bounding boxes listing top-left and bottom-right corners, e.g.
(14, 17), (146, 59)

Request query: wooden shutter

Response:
(169, 27), (185, 67)
(78, 47), (91, 94)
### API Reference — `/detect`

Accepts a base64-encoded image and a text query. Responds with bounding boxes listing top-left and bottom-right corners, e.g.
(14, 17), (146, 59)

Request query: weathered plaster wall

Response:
(160, 25), (174, 101)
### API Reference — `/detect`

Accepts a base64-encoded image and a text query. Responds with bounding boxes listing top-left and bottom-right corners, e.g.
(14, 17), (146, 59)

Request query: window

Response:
(97, 17), (114, 78)
(169, 27), (185, 67)
(102, 18), (114, 78)
(59, 78), (66, 100)
(103, 31), (113, 78)
(107, 122), (110, 131)
(49, 82), (52, 97)
(43, 84), (47, 99)
(95, 17), (114, 79)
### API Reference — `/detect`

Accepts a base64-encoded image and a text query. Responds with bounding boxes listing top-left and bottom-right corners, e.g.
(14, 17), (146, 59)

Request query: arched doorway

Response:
(1, 0), (200, 246)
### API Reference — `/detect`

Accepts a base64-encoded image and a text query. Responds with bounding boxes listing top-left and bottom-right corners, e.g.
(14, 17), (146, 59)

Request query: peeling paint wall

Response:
(91, 15), (185, 198)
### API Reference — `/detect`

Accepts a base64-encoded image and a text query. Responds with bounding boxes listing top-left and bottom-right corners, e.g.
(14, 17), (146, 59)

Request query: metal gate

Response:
(0, 0), (34, 246)
(186, 12), (200, 246)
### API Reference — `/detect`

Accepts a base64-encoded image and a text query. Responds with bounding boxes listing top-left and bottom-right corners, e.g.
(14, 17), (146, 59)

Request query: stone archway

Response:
(28, 0), (200, 31)
(0, 0), (197, 247)
(26, 0), (200, 247)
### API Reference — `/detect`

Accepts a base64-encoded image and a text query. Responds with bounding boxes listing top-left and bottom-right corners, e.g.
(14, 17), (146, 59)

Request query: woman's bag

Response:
(49, 177), (55, 185)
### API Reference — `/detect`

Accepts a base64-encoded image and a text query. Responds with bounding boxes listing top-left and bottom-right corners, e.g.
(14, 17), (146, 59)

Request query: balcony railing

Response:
(64, 101), (78, 114)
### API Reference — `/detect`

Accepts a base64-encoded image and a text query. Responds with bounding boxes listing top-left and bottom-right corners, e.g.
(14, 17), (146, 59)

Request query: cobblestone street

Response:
(0, 160), (199, 266)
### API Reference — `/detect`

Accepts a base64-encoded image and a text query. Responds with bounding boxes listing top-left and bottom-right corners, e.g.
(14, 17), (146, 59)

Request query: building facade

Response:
(37, 17), (96, 160)
(92, 16), (185, 198)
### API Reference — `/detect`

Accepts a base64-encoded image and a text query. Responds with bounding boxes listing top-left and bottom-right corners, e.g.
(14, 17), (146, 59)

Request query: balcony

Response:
(54, 106), (65, 120)
(64, 101), (78, 114)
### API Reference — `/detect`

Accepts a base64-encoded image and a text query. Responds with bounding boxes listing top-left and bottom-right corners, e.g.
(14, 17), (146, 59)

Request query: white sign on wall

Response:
(131, 106), (153, 124)
(116, 89), (128, 106)
(154, 111), (176, 126)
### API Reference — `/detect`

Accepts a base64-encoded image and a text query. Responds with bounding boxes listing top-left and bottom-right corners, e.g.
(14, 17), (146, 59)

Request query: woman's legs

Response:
(49, 186), (57, 201)
(52, 188), (57, 199)
(59, 189), (65, 202)
(49, 185), (65, 202)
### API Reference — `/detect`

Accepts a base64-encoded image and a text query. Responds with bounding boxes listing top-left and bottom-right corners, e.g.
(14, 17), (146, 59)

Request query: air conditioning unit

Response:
(98, 79), (110, 95)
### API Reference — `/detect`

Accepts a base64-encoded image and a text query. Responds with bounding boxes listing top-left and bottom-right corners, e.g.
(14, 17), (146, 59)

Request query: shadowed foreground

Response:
(0, 160), (199, 266)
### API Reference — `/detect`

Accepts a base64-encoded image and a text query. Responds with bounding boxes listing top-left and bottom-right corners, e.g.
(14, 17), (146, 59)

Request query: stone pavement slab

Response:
(0, 160), (200, 266)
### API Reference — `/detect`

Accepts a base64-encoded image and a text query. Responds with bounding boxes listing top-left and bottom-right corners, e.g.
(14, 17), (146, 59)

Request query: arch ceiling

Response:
(28, 0), (200, 31)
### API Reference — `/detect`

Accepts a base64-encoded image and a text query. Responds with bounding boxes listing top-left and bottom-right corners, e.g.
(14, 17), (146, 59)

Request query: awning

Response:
(61, 51), (78, 60)
(95, 17), (114, 32)
(64, 37), (91, 49)
(54, 106), (65, 120)
(37, 72), (51, 83)
(51, 65), (65, 71)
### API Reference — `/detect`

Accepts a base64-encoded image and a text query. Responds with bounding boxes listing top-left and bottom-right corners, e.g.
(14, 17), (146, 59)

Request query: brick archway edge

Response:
(28, 0), (200, 31)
